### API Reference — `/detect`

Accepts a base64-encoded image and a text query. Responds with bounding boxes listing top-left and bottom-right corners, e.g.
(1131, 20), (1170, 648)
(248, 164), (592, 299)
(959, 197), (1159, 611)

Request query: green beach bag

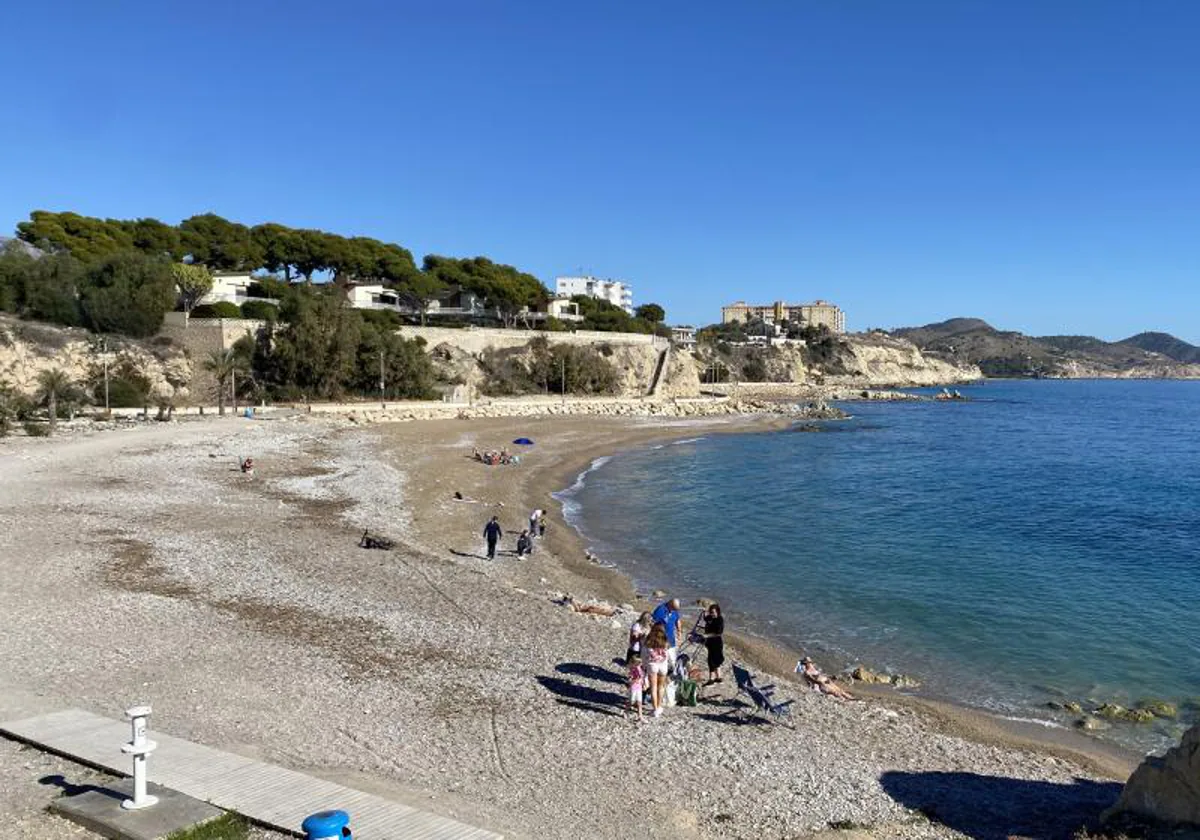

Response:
(677, 678), (699, 707)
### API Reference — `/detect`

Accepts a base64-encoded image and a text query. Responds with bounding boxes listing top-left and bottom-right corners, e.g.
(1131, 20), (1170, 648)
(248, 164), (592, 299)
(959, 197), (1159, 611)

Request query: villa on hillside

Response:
(721, 299), (846, 333)
(198, 271), (280, 308)
(670, 325), (697, 347)
(555, 275), (634, 315)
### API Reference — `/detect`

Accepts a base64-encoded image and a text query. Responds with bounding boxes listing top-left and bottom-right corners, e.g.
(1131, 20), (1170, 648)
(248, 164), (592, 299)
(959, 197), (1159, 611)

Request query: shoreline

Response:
(0, 412), (1141, 838)
(517, 417), (1142, 781)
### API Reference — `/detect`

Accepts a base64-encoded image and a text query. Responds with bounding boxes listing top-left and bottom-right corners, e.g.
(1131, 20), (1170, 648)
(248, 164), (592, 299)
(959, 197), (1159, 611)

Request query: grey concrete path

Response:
(2, 709), (501, 840)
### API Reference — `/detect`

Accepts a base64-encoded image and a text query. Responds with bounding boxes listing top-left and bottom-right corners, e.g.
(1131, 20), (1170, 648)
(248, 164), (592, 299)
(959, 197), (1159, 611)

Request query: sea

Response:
(558, 379), (1200, 754)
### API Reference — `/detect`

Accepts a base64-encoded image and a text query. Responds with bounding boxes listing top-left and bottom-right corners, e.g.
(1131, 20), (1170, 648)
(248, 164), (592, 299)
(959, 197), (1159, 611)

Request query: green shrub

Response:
(359, 309), (401, 330)
(741, 354), (768, 382)
(101, 377), (150, 408)
(239, 300), (278, 321)
(23, 421), (50, 437)
(191, 302), (242, 319)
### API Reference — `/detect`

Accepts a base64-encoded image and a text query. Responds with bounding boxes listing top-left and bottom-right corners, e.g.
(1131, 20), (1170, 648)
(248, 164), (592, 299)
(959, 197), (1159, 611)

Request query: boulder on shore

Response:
(1102, 722), (1200, 827)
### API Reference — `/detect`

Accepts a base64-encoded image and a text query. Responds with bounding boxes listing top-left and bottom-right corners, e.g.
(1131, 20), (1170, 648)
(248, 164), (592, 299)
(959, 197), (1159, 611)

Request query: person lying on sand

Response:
(797, 657), (857, 701)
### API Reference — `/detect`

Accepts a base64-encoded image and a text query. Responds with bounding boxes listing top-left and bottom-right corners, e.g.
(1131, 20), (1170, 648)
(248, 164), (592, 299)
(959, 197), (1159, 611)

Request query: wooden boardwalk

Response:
(1, 709), (502, 839)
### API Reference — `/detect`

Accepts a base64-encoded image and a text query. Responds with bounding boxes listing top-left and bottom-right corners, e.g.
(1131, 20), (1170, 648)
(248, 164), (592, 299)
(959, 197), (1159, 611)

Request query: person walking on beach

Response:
(644, 622), (670, 718)
(537, 511), (547, 538)
(516, 529), (533, 558)
(626, 651), (646, 721)
(651, 598), (682, 668)
(702, 603), (725, 684)
(483, 515), (503, 560)
(529, 508), (543, 537)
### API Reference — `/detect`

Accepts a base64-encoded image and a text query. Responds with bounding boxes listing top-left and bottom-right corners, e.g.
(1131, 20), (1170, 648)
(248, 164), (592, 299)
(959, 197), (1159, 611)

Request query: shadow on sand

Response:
(536, 674), (626, 716)
(879, 770), (1122, 840)
(555, 662), (627, 686)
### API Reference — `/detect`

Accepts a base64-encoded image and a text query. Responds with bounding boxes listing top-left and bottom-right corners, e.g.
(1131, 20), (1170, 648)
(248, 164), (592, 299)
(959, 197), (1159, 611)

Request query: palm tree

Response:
(37, 368), (73, 435)
(203, 349), (241, 416)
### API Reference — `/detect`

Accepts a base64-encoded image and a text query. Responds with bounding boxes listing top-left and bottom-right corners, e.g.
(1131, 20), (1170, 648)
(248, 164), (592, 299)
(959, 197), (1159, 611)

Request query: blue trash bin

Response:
(302, 809), (351, 839)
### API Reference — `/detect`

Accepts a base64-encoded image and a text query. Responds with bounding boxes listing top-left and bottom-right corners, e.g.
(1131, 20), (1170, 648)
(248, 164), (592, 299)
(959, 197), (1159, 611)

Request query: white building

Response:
(670, 325), (697, 347)
(345, 283), (402, 310)
(197, 271), (252, 306)
(555, 275), (634, 315)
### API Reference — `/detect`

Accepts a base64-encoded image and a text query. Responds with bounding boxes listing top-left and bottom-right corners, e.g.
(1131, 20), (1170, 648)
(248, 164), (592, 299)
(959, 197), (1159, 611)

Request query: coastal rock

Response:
(1103, 723), (1200, 827)
(1075, 716), (1110, 732)
(1094, 703), (1156, 723)
(1137, 700), (1178, 719)
(889, 674), (921, 689)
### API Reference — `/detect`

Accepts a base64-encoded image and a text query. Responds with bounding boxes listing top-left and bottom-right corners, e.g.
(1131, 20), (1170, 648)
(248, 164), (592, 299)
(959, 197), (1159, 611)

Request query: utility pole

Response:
(231, 367), (238, 415)
(561, 356), (566, 406)
(379, 348), (386, 408)
(100, 337), (111, 416)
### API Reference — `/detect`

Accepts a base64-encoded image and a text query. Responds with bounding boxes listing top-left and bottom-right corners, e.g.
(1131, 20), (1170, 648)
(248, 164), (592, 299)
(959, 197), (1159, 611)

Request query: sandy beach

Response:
(0, 411), (1138, 839)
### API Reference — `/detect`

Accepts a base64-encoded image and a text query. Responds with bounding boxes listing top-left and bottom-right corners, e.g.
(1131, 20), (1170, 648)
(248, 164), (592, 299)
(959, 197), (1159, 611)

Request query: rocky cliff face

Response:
(694, 332), (979, 388)
(0, 315), (192, 406)
(820, 333), (981, 386)
(1103, 722), (1200, 827)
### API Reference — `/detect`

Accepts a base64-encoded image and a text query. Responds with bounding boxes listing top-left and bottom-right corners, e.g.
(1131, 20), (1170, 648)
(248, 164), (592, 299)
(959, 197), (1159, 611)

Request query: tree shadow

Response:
(555, 662), (627, 685)
(879, 770), (1122, 840)
(536, 675), (626, 716)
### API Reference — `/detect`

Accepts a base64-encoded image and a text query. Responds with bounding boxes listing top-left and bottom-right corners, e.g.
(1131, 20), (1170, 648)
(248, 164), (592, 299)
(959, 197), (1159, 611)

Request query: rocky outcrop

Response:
(1103, 722), (1200, 826)
(0, 315), (192, 406)
(819, 334), (981, 386)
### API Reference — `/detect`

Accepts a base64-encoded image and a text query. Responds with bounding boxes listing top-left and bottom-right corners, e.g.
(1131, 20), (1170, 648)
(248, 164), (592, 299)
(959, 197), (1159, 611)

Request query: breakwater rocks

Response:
(331, 397), (850, 425)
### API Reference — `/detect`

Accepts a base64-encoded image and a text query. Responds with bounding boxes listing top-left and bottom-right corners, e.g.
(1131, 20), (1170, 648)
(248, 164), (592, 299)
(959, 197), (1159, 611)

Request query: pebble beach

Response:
(0, 411), (1137, 839)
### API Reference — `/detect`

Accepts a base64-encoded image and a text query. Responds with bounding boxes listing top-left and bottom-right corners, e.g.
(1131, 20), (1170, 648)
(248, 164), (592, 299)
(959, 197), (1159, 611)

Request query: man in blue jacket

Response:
(483, 515), (503, 560)
(651, 597), (682, 668)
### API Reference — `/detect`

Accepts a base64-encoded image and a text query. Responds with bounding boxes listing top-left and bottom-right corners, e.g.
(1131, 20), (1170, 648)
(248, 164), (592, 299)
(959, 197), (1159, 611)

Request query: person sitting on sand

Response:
(516, 529), (533, 558)
(239, 457), (254, 476)
(797, 657), (856, 701)
(644, 622), (670, 718)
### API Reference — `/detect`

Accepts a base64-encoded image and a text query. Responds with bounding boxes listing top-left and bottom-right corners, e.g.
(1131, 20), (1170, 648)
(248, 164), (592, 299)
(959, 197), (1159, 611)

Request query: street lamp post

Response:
(379, 348), (386, 409)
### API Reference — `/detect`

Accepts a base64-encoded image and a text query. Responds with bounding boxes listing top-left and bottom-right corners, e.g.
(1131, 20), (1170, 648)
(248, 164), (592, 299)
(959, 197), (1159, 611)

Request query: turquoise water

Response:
(561, 380), (1200, 753)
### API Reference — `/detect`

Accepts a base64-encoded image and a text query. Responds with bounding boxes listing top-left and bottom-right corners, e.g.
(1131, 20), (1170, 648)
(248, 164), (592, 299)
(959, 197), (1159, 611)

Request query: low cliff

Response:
(0, 314), (193, 406)
(694, 332), (980, 388)
(820, 333), (982, 386)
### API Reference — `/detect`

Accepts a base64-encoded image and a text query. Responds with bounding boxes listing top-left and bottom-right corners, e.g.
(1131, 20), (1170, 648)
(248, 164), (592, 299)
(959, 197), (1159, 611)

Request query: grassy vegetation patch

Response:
(165, 812), (249, 840)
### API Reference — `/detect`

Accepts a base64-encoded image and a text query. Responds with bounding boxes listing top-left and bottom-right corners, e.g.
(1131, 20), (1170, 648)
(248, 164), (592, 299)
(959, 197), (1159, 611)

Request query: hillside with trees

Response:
(0, 210), (673, 416)
(892, 318), (1200, 378)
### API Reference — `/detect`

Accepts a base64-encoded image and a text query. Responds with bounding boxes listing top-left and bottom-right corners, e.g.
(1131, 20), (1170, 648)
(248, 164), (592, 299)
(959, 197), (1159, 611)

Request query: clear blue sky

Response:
(2, 1), (1197, 341)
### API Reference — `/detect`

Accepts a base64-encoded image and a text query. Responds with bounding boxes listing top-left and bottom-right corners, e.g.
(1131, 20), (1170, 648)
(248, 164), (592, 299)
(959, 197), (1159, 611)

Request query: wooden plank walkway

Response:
(2, 709), (502, 839)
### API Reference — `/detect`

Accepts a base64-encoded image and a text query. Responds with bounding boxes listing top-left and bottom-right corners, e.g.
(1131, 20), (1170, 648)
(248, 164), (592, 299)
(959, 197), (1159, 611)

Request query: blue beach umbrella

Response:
(513, 437), (534, 445)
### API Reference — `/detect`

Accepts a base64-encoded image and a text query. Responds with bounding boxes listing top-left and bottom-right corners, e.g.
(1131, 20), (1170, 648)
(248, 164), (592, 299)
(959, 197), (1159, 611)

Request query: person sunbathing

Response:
(797, 657), (857, 701)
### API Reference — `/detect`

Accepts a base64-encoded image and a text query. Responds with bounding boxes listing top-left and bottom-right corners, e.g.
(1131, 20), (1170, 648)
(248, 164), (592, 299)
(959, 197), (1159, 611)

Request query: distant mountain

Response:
(1118, 332), (1200, 364)
(891, 318), (1200, 379)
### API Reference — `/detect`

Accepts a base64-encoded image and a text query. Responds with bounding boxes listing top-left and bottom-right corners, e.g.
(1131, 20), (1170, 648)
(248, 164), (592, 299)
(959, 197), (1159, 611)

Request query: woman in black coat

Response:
(703, 603), (725, 684)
